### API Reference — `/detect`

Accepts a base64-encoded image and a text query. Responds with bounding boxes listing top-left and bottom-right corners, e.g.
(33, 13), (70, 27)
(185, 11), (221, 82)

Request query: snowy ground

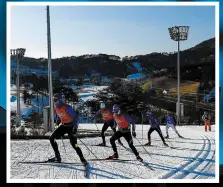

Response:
(10, 125), (216, 180)
(77, 85), (108, 102)
(10, 94), (49, 117)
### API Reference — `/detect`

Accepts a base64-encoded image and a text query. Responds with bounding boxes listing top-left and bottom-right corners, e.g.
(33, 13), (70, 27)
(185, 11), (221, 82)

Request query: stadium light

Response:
(168, 26), (189, 125)
(10, 48), (26, 126)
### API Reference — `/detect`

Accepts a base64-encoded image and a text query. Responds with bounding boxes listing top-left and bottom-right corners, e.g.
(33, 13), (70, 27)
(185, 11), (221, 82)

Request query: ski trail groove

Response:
(195, 138), (215, 179)
(174, 136), (211, 179)
(159, 136), (207, 179)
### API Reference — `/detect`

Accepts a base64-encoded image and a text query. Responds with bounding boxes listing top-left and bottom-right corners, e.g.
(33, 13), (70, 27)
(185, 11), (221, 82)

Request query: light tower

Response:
(168, 26), (189, 125)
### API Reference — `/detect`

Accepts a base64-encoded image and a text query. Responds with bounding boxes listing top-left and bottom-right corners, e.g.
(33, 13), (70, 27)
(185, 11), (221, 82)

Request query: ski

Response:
(19, 161), (83, 165)
(93, 157), (154, 170)
(179, 136), (185, 139)
(144, 143), (151, 146)
(143, 144), (173, 149)
(168, 146), (178, 149)
(89, 158), (132, 162)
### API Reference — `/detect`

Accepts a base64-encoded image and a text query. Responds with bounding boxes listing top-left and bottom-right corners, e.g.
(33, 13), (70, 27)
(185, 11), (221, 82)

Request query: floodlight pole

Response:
(47, 5), (54, 131)
(177, 32), (180, 126)
(168, 26), (189, 126)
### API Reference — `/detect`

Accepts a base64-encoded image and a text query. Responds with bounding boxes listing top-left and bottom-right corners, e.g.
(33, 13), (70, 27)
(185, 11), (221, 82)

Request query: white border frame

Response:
(6, 1), (220, 183)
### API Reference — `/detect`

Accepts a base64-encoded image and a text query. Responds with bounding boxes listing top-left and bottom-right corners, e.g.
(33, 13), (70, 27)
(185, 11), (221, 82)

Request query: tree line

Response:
(17, 38), (215, 83)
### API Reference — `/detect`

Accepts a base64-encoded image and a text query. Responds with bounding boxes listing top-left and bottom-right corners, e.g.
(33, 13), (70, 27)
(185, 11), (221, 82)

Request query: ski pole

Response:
(158, 126), (174, 147)
(94, 120), (101, 132)
(77, 137), (100, 160)
(134, 136), (152, 158)
(164, 137), (174, 147)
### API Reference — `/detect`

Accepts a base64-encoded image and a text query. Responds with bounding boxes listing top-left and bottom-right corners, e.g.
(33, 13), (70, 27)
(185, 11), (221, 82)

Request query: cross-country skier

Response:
(202, 111), (211, 132)
(144, 108), (168, 147)
(48, 93), (88, 166)
(107, 104), (143, 162)
(91, 102), (123, 146)
(162, 111), (183, 139)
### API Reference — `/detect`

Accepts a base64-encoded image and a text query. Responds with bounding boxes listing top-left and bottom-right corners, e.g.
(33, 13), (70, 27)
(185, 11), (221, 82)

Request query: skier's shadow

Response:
(19, 162), (90, 178)
(89, 166), (131, 179)
(19, 162), (131, 179)
(133, 144), (215, 153)
(53, 163), (132, 179)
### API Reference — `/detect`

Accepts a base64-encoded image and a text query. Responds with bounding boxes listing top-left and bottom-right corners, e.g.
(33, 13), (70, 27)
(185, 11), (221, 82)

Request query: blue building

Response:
(126, 73), (146, 80)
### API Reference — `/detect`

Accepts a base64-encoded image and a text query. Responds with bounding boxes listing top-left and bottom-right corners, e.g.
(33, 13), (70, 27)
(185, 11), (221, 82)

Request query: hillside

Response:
(141, 76), (200, 93)
(16, 37), (215, 81)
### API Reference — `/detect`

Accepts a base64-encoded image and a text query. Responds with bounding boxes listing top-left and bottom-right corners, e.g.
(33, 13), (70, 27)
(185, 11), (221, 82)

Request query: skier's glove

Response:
(132, 131), (136, 138)
(54, 123), (58, 129)
(54, 122), (61, 128)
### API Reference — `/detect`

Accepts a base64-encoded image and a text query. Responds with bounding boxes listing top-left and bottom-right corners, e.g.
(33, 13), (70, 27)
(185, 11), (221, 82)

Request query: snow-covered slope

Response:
(10, 125), (216, 181)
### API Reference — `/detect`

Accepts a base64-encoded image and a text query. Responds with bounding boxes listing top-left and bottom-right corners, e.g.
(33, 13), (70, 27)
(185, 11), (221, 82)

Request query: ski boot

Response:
(136, 155), (143, 162)
(144, 141), (151, 146)
(97, 142), (106, 146)
(81, 157), (88, 166)
(178, 135), (184, 138)
(48, 153), (61, 163)
(165, 135), (169, 139)
(107, 152), (119, 160)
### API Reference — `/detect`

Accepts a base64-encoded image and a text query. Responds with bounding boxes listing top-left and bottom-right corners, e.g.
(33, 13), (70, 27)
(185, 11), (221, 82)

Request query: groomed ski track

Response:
(10, 125), (216, 180)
